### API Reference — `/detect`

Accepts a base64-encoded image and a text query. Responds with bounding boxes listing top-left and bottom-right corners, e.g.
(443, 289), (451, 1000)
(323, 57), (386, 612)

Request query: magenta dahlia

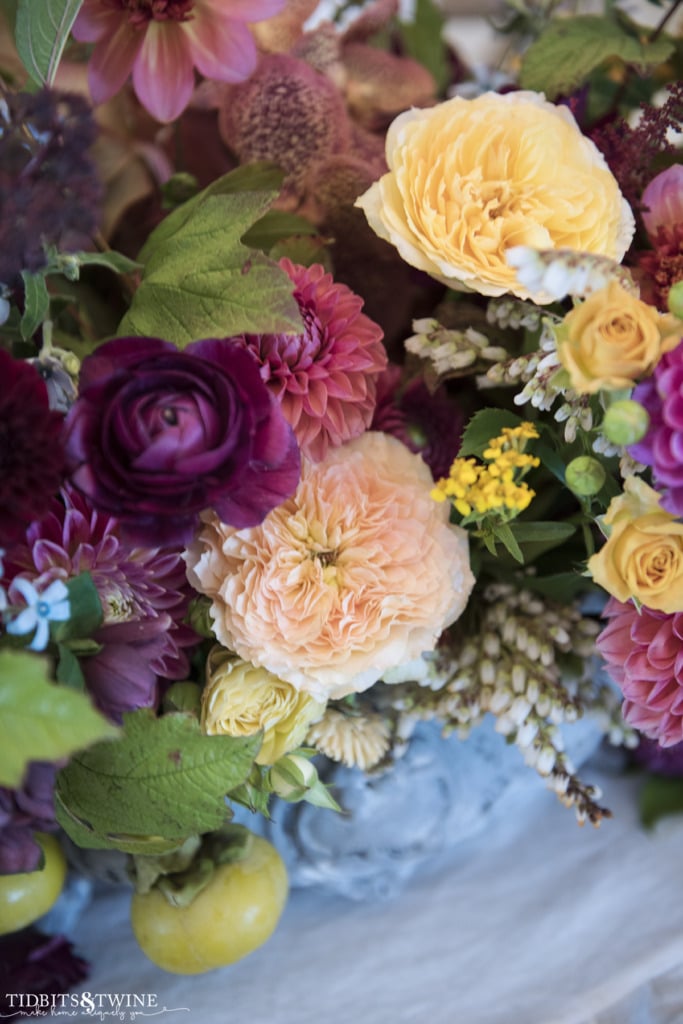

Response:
(231, 259), (387, 461)
(597, 597), (683, 747)
(4, 488), (196, 722)
(629, 339), (683, 516)
(0, 350), (65, 544)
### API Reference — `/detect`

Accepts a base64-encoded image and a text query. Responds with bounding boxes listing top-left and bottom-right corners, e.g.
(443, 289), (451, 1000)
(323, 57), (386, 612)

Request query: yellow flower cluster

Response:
(432, 424), (540, 519)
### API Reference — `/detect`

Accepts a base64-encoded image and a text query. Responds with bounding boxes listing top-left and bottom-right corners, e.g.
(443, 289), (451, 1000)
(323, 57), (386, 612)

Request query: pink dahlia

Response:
(4, 488), (196, 721)
(231, 259), (387, 461)
(597, 597), (683, 747)
(72, 0), (286, 123)
(629, 339), (683, 516)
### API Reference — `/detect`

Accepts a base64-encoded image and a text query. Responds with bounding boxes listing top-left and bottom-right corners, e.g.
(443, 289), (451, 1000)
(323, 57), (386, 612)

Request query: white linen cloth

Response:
(66, 763), (683, 1024)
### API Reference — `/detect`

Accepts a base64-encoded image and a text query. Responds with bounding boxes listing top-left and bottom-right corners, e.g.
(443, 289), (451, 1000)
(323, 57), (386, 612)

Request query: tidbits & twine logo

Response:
(1, 992), (190, 1020)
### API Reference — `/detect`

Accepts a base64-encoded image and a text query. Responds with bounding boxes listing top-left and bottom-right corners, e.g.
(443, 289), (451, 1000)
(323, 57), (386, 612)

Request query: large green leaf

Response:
(520, 15), (675, 99)
(55, 709), (261, 851)
(15, 0), (83, 86)
(0, 650), (117, 787)
(640, 774), (683, 829)
(118, 166), (304, 346)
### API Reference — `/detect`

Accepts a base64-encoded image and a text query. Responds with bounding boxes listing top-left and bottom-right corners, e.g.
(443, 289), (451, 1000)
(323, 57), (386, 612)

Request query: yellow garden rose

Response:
(556, 281), (681, 393)
(588, 477), (683, 612)
(355, 91), (634, 302)
(201, 647), (325, 765)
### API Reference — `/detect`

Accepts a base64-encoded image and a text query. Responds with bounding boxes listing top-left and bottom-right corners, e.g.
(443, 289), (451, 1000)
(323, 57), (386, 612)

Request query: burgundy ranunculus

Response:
(629, 339), (683, 516)
(0, 350), (65, 544)
(62, 337), (301, 545)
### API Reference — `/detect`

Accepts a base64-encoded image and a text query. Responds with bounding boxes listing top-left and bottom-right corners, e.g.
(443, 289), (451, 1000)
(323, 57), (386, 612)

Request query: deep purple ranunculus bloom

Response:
(629, 339), (683, 516)
(634, 735), (683, 776)
(0, 763), (57, 874)
(62, 337), (301, 546)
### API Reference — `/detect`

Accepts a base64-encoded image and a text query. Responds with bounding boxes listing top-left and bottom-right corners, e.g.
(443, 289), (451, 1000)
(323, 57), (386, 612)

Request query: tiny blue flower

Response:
(6, 578), (71, 651)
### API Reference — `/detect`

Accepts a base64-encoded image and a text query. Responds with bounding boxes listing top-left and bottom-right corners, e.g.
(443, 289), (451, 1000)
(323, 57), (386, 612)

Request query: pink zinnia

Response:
(597, 596), (683, 747)
(72, 0), (286, 123)
(231, 259), (387, 461)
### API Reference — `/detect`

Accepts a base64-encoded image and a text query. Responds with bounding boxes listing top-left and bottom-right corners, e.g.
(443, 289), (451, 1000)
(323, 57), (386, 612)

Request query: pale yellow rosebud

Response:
(201, 647), (325, 766)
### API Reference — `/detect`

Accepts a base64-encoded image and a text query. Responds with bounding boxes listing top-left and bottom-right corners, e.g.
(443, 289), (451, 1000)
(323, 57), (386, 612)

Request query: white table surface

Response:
(63, 761), (683, 1024)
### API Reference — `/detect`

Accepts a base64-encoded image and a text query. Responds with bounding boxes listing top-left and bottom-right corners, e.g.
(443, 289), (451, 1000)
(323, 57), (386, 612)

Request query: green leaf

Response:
(54, 709), (261, 852)
(0, 650), (117, 787)
(15, 0), (84, 87)
(20, 269), (49, 340)
(55, 643), (86, 690)
(493, 523), (524, 564)
(509, 521), (577, 561)
(640, 774), (683, 829)
(520, 572), (593, 602)
(519, 15), (675, 99)
(241, 210), (318, 252)
(51, 572), (103, 643)
(459, 409), (526, 458)
(399, 0), (449, 93)
(117, 166), (303, 346)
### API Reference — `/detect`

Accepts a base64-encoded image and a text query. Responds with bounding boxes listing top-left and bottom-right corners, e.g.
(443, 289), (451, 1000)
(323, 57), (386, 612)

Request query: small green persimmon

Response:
(130, 835), (288, 974)
(0, 833), (67, 936)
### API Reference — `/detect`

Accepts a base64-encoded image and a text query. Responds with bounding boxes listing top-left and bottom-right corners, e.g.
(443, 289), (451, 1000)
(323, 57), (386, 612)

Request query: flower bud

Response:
(565, 456), (607, 497)
(602, 399), (650, 446)
(668, 280), (683, 319)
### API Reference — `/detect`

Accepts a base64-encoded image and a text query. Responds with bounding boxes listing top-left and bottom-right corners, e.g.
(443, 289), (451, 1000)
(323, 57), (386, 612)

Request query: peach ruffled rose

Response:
(201, 646), (324, 765)
(355, 91), (634, 302)
(186, 432), (475, 700)
(588, 477), (683, 613)
(556, 281), (681, 393)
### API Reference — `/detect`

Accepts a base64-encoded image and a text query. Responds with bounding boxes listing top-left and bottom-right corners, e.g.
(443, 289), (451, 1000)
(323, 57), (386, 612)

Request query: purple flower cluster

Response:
(0, 763), (57, 874)
(630, 339), (683, 516)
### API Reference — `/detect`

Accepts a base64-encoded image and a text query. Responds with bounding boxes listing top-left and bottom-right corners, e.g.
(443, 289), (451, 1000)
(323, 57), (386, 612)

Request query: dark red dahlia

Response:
(0, 350), (65, 544)
(371, 364), (465, 481)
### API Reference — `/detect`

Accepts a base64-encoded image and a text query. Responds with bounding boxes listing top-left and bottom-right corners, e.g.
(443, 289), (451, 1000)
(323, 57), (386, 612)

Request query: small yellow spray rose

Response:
(556, 281), (681, 393)
(201, 647), (325, 765)
(588, 477), (683, 613)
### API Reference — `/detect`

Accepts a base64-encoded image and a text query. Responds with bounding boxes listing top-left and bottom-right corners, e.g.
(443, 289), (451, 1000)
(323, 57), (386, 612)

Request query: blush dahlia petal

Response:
(87, 19), (143, 105)
(183, 14), (257, 83)
(641, 165), (683, 239)
(133, 22), (195, 125)
(597, 597), (683, 747)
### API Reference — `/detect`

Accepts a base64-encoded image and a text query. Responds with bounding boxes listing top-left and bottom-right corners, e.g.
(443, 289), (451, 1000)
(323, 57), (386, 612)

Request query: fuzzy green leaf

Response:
(519, 16), (675, 99)
(0, 650), (117, 787)
(117, 167), (303, 345)
(459, 409), (526, 458)
(15, 0), (83, 86)
(54, 710), (261, 851)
